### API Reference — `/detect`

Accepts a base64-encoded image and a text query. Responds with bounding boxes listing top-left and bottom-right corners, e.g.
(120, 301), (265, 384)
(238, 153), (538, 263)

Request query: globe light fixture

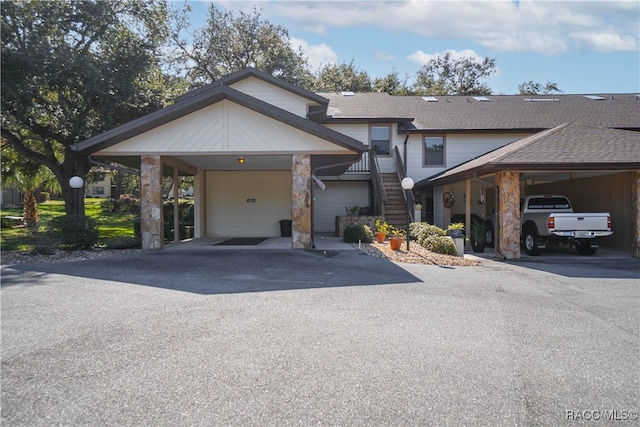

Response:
(69, 176), (84, 216)
(401, 177), (415, 250)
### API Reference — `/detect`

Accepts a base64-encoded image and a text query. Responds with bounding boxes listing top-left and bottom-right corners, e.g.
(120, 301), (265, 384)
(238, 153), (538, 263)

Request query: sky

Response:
(179, 0), (640, 94)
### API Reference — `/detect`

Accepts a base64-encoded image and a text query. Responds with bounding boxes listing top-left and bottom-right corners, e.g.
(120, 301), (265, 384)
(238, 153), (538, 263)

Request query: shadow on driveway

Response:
(1, 249), (423, 295)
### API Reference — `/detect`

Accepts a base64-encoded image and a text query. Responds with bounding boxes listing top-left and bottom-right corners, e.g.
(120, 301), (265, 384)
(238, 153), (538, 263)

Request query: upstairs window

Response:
(424, 136), (445, 166)
(370, 125), (391, 156)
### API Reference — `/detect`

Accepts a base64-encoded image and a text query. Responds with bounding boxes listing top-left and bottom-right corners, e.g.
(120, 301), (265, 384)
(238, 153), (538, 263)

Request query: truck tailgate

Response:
(550, 213), (610, 231)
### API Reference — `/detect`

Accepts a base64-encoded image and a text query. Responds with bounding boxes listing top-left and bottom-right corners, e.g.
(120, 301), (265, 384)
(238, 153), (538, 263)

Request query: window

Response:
(370, 125), (391, 156)
(92, 186), (105, 195)
(424, 136), (445, 166)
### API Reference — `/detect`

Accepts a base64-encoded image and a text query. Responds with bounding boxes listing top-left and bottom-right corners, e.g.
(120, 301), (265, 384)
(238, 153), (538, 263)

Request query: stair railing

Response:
(369, 149), (387, 216)
(393, 146), (416, 222)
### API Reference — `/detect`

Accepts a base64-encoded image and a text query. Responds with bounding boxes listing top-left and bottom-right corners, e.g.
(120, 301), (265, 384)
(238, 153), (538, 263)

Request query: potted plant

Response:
(470, 219), (488, 253)
(447, 222), (465, 238)
(374, 219), (389, 243)
(388, 225), (405, 250)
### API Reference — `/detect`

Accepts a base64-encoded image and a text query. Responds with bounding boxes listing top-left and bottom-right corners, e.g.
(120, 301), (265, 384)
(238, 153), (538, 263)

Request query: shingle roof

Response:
(321, 93), (640, 131)
(420, 123), (640, 187)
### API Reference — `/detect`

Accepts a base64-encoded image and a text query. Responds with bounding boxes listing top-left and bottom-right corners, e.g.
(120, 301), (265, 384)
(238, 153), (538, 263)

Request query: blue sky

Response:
(179, 0), (639, 94)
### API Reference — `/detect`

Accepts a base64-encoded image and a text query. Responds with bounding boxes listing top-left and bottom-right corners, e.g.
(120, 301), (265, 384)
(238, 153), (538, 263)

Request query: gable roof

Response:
(417, 123), (640, 187)
(175, 67), (328, 106)
(75, 85), (363, 155)
(322, 93), (640, 132)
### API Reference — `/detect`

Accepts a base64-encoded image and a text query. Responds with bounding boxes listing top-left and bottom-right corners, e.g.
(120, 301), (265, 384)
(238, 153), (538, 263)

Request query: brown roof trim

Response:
(175, 67), (328, 106)
(399, 128), (546, 135)
(321, 117), (415, 124)
(74, 86), (365, 154)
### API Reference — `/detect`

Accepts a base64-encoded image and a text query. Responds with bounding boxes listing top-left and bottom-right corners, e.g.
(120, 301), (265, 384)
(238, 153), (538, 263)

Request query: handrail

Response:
(369, 149), (387, 216)
(394, 146), (416, 222)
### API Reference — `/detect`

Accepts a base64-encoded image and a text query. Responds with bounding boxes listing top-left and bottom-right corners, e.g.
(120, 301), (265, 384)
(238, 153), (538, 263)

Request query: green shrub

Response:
(112, 194), (140, 214)
(47, 215), (100, 249)
(343, 222), (373, 243)
(100, 198), (116, 213)
(38, 192), (50, 203)
(410, 222), (446, 245)
(422, 235), (457, 256)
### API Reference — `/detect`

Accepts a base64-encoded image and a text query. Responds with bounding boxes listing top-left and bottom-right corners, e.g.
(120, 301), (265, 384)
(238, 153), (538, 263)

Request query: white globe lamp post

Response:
(69, 176), (84, 216)
(401, 177), (415, 250)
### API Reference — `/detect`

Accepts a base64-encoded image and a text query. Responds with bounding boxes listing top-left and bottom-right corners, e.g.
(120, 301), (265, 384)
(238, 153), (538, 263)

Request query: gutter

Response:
(473, 172), (507, 261)
(402, 134), (409, 176)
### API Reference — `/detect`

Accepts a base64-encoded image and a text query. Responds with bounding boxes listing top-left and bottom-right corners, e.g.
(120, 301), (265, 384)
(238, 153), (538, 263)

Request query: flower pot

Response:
(389, 237), (403, 250)
(471, 235), (486, 253)
(374, 232), (386, 243)
(448, 229), (464, 239)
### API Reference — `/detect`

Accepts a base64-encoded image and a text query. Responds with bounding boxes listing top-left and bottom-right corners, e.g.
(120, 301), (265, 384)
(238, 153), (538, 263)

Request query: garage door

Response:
(206, 171), (291, 237)
(313, 181), (370, 232)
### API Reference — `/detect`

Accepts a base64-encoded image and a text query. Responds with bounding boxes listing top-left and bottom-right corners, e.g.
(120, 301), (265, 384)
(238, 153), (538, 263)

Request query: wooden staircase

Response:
(380, 173), (408, 228)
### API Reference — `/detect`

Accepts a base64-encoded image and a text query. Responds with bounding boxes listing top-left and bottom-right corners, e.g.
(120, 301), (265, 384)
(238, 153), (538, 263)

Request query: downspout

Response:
(402, 134), (409, 176)
(473, 172), (507, 261)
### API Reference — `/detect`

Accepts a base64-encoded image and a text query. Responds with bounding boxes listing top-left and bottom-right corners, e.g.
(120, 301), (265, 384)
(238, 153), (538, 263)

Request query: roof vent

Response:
(473, 96), (490, 102)
(422, 96), (438, 102)
(584, 95), (605, 100)
(340, 91), (355, 96)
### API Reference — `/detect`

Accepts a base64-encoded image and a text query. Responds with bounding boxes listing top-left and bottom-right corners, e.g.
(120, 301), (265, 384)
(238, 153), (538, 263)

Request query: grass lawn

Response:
(1, 199), (139, 251)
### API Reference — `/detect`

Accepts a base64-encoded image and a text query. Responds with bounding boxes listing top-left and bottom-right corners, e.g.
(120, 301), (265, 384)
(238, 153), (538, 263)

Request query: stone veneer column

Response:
(632, 171), (640, 258)
(140, 155), (163, 250)
(496, 171), (520, 259)
(291, 154), (312, 249)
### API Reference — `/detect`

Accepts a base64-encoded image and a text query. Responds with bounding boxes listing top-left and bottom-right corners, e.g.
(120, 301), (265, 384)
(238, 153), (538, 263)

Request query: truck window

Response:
(527, 197), (572, 210)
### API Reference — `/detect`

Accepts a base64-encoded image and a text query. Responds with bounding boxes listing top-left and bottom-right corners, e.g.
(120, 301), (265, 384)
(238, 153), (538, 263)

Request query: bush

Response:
(37, 192), (50, 203)
(343, 222), (373, 243)
(163, 200), (194, 240)
(410, 222), (446, 245)
(100, 198), (116, 213)
(47, 215), (100, 249)
(422, 235), (457, 256)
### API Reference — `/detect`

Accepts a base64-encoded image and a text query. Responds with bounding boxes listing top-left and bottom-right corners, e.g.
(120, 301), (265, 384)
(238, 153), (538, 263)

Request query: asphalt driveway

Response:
(2, 250), (639, 426)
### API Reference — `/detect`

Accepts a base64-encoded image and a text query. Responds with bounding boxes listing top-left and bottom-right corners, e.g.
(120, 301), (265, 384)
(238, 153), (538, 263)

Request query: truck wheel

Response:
(576, 241), (597, 255)
(523, 228), (540, 256)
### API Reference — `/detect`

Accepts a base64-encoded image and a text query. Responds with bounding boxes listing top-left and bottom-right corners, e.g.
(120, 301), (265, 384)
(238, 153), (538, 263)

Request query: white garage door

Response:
(206, 171), (291, 237)
(313, 181), (370, 232)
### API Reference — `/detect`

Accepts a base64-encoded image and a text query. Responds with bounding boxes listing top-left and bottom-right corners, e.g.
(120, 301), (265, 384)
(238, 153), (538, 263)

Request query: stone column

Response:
(291, 154), (312, 249)
(496, 171), (520, 259)
(632, 171), (640, 258)
(140, 155), (163, 250)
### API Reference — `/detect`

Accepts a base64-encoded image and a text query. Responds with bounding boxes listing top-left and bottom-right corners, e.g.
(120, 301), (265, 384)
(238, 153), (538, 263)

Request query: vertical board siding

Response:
(528, 172), (632, 250)
(312, 181), (371, 232)
(206, 170), (292, 237)
(230, 77), (312, 117)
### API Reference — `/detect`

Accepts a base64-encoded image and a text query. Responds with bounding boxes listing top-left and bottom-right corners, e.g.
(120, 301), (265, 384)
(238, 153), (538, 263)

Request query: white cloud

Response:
(375, 51), (396, 62)
(259, 0), (638, 56)
(289, 37), (338, 71)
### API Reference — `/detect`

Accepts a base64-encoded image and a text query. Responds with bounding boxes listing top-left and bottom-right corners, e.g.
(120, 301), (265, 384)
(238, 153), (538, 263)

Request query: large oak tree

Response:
(1, 0), (170, 215)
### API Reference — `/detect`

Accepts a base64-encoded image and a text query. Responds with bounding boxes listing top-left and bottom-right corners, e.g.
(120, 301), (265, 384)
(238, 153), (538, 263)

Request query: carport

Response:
(421, 123), (640, 259)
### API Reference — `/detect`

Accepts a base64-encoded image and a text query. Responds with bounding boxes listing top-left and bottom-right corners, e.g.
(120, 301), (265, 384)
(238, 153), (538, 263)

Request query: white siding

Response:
(96, 100), (352, 155)
(206, 170), (291, 237)
(405, 133), (530, 182)
(230, 76), (315, 117)
(313, 181), (370, 232)
(323, 124), (369, 143)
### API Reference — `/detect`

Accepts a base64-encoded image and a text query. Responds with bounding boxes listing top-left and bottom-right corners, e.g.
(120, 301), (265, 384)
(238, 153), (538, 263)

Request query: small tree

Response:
(518, 80), (563, 95)
(414, 53), (497, 95)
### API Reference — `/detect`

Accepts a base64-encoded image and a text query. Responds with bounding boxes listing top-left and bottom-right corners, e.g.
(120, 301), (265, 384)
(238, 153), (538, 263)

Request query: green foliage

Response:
(373, 71), (414, 95)
(375, 219), (390, 235)
(518, 80), (562, 95)
(170, 3), (312, 88)
(422, 235), (457, 256)
(410, 222), (446, 245)
(313, 60), (372, 92)
(413, 52), (497, 95)
(47, 215), (100, 249)
(1, 0), (171, 215)
(343, 222), (373, 244)
(162, 199), (194, 240)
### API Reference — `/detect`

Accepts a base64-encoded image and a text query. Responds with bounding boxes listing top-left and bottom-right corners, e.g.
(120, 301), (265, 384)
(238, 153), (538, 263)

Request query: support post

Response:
(496, 171), (520, 259)
(291, 154), (312, 249)
(140, 155), (163, 250)
(632, 171), (640, 258)
(173, 167), (180, 243)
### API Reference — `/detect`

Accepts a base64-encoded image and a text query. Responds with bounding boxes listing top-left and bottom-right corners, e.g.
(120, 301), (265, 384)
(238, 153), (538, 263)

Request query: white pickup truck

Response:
(520, 195), (612, 256)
